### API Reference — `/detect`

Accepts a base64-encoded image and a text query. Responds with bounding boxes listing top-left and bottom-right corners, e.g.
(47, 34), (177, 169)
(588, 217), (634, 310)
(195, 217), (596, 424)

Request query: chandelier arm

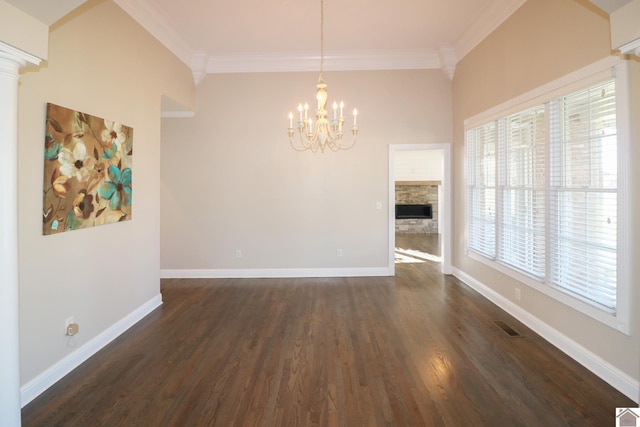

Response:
(328, 135), (357, 152)
(289, 122), (308, 151)
(326, 122), (358, 151)
(290, 123), (356, 153)
(289, 135), (309, 152)
(290, 124), (322, 152)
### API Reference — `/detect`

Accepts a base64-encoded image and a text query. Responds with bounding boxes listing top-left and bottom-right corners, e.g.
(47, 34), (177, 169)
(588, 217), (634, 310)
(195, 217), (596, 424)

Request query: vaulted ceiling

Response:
(6, 0), (630, 82)
(113, 0), (526, 80)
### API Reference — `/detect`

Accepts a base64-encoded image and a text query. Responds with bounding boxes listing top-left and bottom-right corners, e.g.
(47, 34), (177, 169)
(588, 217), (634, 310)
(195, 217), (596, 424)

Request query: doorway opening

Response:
(388, 144), (451, 275)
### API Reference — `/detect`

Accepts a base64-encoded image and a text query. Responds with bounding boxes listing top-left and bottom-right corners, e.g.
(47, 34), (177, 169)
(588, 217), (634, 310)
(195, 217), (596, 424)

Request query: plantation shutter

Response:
(466, 123), (496, 259)
(548, 79), (618, 311)
(497, 106), (546, 278)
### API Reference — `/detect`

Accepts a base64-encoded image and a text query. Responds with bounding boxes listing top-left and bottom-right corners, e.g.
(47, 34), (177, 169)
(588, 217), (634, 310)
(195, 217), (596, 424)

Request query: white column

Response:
(0, 42), (40, 427)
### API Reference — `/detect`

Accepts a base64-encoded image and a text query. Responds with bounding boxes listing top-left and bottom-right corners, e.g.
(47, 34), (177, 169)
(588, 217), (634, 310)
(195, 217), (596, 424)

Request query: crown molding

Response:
(618, 38), (640, 56)
(438, 44), (457, 80)
(0, 41), (42, 67)
(114, 0), (525, 79)
(454, 0), (527, 62)
(113, 0), (193, 66)
(203, 49), (442, 75)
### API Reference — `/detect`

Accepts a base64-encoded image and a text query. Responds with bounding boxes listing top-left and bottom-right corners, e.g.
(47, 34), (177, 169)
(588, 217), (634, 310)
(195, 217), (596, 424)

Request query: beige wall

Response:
(17, 0), (194, 385)
(453, 0), (639, 386)
(610, 0), (640, 49)
(0, 0), (48, 60)
(161, 70), (452, 271)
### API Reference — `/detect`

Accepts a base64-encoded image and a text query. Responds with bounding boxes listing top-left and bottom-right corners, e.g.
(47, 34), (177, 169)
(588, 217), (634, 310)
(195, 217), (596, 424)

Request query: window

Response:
(548, 80), (618, 312)
(498, 106), (546, 279)
(465, 59), (630, 333)
(466, 122), (496, 259)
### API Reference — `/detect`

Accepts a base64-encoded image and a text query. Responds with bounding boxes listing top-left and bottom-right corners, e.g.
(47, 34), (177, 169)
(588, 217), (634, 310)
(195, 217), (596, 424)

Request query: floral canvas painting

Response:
(43, 103), (133, 235)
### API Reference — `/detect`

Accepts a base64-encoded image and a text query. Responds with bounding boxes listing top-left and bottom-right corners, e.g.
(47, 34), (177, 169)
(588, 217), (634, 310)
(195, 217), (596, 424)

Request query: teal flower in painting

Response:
(98, 165), (132, 211)
(44, 133), (61, 160)
(101, 141), (118, 160)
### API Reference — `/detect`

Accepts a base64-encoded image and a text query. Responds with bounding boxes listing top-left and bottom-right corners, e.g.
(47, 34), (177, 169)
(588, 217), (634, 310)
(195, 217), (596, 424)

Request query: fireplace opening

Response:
(395, 204), (433, 219)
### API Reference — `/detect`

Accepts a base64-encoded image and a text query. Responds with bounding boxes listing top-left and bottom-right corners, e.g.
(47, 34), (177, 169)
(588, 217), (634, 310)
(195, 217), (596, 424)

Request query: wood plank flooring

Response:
(22, 235), (634, 426)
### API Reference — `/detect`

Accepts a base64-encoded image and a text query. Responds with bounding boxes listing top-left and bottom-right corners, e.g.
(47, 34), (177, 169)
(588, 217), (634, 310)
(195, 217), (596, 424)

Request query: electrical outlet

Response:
(376, 201), (382, 210)
(66, 323), (79, 336)
(337, 249), (343, 257)
(235, 249), (242, 258)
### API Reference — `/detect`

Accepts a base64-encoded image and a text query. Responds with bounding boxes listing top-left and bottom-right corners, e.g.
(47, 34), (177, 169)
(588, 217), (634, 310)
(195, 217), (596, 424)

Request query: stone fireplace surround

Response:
(395, 181), (439, 234)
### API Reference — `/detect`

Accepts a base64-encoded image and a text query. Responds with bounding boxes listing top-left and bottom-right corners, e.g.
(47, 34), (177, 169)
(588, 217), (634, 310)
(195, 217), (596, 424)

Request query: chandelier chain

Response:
(320, 0), (324, 79)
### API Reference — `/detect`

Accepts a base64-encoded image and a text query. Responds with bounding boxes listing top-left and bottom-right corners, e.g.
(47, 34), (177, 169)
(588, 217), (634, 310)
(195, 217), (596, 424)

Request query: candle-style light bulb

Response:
(304, 103), (309, 120)
(339, 101), (344, 118)
(353, 108), (358, 126)
(298, 103), (303, 121)
(289, 112), (293, 128)
(332, 101), (338, 120)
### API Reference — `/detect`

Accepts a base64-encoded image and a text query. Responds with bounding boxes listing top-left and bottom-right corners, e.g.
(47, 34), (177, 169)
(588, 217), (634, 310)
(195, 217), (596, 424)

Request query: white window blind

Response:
(466, 123), (496, 258)
(498, 106), (546, 278)
(465, 69), (623, 321)
(548, 79), (617, 312)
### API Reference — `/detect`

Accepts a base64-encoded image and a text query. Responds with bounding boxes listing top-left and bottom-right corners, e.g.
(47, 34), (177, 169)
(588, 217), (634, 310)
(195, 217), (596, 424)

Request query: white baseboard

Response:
(453, 267), (639, 403)
(160, 267), (392, 279)
(20, 294), (163, 407)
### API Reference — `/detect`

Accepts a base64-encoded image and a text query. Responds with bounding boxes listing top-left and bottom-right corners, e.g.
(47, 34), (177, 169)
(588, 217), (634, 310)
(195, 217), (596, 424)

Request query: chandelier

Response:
(287, 0), (359, 153)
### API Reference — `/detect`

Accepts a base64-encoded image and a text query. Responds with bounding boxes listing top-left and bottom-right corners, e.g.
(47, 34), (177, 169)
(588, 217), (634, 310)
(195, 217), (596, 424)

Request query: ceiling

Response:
(5, 0), (87, 25)
(113, 0), (527, 80)
(6, 0), (629, 82)
(587, 0), (632, 12)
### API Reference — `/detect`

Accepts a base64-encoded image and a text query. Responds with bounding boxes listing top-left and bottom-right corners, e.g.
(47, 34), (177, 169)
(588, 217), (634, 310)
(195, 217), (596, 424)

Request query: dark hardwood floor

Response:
(22, 234), (634, 426)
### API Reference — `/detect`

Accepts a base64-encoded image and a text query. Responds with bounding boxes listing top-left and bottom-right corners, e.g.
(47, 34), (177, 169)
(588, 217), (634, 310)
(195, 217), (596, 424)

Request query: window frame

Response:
(464, 57), (631, 335)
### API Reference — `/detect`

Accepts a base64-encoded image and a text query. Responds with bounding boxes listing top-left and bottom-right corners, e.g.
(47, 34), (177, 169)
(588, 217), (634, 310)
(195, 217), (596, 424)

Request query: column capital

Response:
(0, 41), (42, 74)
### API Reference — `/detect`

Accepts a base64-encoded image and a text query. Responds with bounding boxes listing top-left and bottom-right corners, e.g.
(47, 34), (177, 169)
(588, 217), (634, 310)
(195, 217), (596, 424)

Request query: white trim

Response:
(468, 250), (626, 333)
(438, 44), (457, 80)
(454, 0), (527, 61)
(205, 50), (441, 74)
(115, 0), (526, 74)
(113, 0), (193, 66)
(388, 144), (452, 276)
(617, 38), (640, 56)
(160, 267), (391, 279)
(453, 267), (639, 403)
(0, 41), (42, 68)
(20, 295), (163, 407)
(614, 60), (632, 336)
